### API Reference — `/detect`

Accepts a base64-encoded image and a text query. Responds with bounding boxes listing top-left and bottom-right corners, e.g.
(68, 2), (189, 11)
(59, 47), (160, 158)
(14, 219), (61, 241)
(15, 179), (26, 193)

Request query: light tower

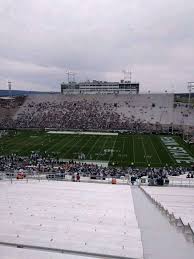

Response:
(183, 82), (194, 142)
(188, 82), (194, 108)
(65, 71), (77, 83)
(8, 81), (12, 97)
(122, 70), (132, 82)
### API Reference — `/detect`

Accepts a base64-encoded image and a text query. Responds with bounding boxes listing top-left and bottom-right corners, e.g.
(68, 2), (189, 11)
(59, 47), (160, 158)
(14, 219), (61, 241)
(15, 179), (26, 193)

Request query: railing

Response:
(1, 172), (194, 187)
(168, 176), (194, 187)
(0, 172), (130, 185)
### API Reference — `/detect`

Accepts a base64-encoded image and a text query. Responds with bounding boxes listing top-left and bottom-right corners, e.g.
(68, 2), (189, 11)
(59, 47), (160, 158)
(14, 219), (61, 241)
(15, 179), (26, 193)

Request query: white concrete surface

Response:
(142, 186), (194, 233)
(0, 181), (143, 259)
(0, 246), (93, 259)
(132, 187), (194, 259)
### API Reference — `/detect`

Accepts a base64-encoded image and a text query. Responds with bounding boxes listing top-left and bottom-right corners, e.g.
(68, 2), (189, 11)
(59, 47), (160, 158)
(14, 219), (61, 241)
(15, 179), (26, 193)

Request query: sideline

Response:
(47, 131), (118, 136)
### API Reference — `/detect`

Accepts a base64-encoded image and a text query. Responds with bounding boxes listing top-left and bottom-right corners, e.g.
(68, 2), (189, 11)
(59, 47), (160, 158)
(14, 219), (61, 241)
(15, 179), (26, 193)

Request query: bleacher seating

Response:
(0, 96), (26, 129)
(0, 94), (194, 131)
(142, 186), (194, 235)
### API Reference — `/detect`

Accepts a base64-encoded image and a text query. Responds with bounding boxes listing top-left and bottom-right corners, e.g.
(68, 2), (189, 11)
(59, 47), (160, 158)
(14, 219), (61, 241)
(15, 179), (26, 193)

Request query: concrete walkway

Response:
(132, 187), (194, 259)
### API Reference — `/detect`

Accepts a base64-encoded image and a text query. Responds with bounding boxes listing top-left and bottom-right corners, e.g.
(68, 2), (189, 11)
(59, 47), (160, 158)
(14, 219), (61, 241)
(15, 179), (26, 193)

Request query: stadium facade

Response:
(61, 79), (139, 95)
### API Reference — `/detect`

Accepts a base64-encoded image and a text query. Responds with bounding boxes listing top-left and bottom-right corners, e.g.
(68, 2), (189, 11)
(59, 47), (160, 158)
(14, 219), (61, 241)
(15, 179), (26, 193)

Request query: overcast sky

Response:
(0, 0), (194, 93)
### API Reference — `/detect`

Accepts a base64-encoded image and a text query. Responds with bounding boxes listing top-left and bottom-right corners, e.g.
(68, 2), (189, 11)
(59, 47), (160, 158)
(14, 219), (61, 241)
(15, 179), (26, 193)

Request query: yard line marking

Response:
(96, 136), (110, 161)
(63, 135), (85, 158)
(141, 137), (149, 165)
(108, 135), (118, 162)
(32, 134), (52, 150)
(5, 133), (47, 155)
(25, 134), (51, 154)
(78, 135), (93, 154)
(46, 134), (76, 153)
(5, 133), (33, 149)
(148, 136), (162, 164)
(132, 135), (136, 163)
(85, 135), (103, 159)
(53, 135), (72, 153)
(118, 137), (125, 165)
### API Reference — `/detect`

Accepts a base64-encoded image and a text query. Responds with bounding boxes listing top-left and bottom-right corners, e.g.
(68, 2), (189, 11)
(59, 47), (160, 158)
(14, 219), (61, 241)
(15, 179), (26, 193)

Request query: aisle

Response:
(132, 187), (194, 259)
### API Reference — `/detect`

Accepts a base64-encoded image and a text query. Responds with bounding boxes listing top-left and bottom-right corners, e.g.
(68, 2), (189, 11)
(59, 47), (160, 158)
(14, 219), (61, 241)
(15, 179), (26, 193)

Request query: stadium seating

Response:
(142, 186), (194, 236)
(0, 96), (26, 129)
(0, 94), (194, 131)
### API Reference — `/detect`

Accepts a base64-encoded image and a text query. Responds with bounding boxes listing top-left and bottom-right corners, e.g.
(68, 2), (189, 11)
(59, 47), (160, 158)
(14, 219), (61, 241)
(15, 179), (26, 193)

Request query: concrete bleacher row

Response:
(0, 181), (143, 259)
(0, 93), (194, 131)
(141, 186), (194, 239)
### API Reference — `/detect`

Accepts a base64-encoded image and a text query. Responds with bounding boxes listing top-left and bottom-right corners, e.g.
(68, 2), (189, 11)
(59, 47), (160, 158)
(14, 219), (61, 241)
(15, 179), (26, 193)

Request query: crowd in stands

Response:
(0, 96), (26, 129)
(13, 94), (175, 131)
(1, 94), (194, 186)
(0, 154), (193, 185)
(0, 94), (194, 133)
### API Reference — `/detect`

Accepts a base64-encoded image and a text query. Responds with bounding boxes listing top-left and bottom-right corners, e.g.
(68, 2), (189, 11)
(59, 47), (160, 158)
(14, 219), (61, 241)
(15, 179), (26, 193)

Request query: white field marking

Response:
(132, 135), (136, 163)
(96, 137), (110, 161)
(77, 135), (93, 154)
(148, 136), (162, 164)
(63, 135), (86, 158)
(10, 134), (46, 154)
(46, 134), (77, 153)
(141, 137), (149, 165)
(32, 135), (51, 148)
(175, 137), (194, 158)
(44, 134), (69, 153)
(159, 136), (176, 164)
(47, 131), (118, 136)
(160, 136), (194, 164)
(10, 134), (34, 149)
(54, 135), (76, 153)
(85, 135), (103, 159)
(126, 136), (133, 164)
(120, 138), (125, 165)
(108, 135), (118, 162)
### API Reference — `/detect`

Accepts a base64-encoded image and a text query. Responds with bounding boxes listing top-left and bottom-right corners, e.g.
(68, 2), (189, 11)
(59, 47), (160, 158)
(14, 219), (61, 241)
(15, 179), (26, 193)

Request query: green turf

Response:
(0, 130), (194, 167)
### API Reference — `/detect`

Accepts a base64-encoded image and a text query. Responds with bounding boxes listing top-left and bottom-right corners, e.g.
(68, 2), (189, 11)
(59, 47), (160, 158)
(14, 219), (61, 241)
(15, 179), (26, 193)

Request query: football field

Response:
(0, 130), (194, 167)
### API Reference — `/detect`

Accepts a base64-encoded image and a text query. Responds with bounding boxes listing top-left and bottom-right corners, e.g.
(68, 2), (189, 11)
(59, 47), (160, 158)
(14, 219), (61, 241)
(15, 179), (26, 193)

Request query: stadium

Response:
(0, 84), (194, 168)
(0, 80), (194, 259)
(1, 0), (194, 257)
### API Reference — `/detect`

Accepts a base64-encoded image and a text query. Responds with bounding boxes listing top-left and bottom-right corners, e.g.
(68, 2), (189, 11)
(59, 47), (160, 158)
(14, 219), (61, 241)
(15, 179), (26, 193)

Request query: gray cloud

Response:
(0, 0), (194, 92)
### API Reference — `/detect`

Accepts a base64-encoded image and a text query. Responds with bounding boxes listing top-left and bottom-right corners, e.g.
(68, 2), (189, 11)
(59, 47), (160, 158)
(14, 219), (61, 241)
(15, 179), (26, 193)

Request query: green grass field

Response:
(0, 130), (194, 167)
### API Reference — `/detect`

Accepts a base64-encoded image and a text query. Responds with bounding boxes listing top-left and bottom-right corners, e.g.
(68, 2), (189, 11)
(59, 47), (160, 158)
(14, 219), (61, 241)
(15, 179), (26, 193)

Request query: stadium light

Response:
(188, 82), (194, 108)
(8, 81), (12, 98)
(182, 82), (194, 142)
